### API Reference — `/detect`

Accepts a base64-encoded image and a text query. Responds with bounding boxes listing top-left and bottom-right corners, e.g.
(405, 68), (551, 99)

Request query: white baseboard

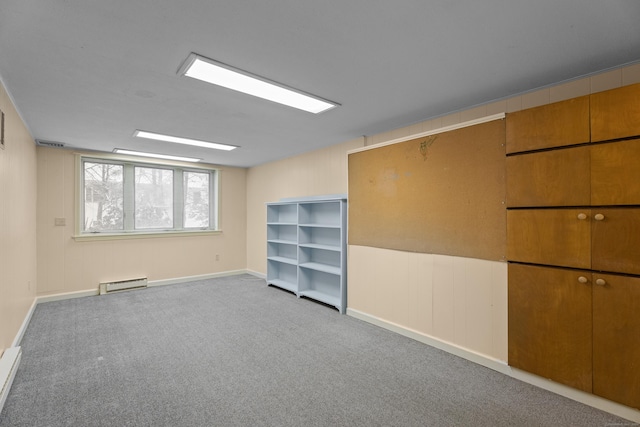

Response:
(148, 269), (248, 287)
(347, 308), (640, 424)
(246, 269), (266, 279)
(0, 347), (21, 414)
(11, 300), (37, 348)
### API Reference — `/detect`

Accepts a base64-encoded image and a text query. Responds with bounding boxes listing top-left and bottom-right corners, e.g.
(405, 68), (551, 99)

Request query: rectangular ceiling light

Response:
(113, 149), (202, 163)
(178, 53), (339, 114)
(133, 130), (237, 151)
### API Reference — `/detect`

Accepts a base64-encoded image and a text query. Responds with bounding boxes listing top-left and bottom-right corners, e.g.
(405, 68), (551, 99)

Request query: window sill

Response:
(73, 229), (222, 242)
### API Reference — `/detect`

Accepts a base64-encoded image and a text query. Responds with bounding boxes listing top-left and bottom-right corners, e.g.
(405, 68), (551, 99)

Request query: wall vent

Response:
(99, 277), (148, 295)
(0, 347), (22, 414)
(36, 139), (66, 148)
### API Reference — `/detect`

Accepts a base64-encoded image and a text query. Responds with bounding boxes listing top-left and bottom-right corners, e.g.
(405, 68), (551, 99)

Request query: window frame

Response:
(75, 153), (220, 241)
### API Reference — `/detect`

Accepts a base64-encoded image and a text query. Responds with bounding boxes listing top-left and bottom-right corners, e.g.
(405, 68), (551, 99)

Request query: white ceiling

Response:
(1, 1), (639, 167)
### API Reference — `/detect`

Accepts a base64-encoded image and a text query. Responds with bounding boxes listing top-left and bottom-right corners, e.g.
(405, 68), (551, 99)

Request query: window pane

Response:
(184, 171), (210, 228)
(83, 162), (124, 231)
(134, 167), (173, 229)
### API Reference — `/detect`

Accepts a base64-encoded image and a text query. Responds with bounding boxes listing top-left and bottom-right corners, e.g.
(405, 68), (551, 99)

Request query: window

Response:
(80, 156), (218, 236)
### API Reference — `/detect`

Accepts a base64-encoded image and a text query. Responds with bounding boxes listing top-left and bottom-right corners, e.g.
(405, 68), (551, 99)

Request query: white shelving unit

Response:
(266, 195), (347, 313)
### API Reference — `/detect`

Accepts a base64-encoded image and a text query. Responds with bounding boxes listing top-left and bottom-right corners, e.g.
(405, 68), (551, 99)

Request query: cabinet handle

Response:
(577, 213), (587, 220)
(594, 213), (605, 221)
(595, 278), (606, 286)
(577, 276), (588, 284)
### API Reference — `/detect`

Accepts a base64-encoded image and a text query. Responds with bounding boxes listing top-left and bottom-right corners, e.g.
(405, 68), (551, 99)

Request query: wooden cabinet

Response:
(592, 273), (640, 409)
(507, 209), (591, 269)
(507, 138), (640, 208)
(591, 82), (640, 142)
(591, 138), (640, 205)
(506, 95), (589, 154)
(509, 264), (640, 409)
(507, 207), (640, 276)
(506, 146), (590, 207)
(506, 83), (640, 410)
(508, 264), (592, 392)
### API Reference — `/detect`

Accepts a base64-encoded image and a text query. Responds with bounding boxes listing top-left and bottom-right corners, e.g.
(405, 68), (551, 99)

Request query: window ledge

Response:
(73, 229), (222, 242)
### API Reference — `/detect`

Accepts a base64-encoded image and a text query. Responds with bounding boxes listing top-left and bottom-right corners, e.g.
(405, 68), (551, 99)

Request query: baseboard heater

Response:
(99, 277), (148, 295)
(0, 347), (22, 413)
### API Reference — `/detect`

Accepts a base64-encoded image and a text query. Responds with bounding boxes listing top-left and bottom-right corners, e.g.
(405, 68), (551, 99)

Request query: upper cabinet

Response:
(506, 96), (590, 154)
(591, 82), (640, 142)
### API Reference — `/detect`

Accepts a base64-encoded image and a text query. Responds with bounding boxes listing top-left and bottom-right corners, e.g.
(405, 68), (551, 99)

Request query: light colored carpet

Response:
(0, 274), (628, 426)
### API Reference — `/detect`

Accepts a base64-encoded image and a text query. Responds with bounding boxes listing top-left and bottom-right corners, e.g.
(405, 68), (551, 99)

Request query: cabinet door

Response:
(508, 264), (592, 392)
(507, 209), (591, 269)
(591, 208), (640, 275)
(591, 138), (640, 205)
(593, 273), (640, 409)
(506, 146), (590, 207)
(506, 96), (590, 154)
(591, 83), (640, 142)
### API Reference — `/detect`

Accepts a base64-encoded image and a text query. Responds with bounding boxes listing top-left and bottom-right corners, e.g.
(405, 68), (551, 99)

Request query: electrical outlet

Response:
(54, 217), (66, 226)
(215, 254), (220, 261)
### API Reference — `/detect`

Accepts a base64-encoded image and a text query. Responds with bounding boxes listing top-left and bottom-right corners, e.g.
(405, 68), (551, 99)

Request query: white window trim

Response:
(74, 152), (221, 241)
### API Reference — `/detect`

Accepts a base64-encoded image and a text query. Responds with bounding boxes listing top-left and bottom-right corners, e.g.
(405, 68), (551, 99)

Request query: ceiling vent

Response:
(36, 139), (66, 148)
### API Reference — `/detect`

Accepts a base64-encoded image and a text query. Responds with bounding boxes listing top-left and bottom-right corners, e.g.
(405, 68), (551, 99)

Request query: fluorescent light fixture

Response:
(178, 53), (339, 114)
(133, 130), (237, 151)
(113, 149), (202, 163)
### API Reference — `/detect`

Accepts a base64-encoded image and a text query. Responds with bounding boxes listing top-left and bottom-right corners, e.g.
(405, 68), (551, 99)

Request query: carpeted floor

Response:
(0, 274), (631, 426)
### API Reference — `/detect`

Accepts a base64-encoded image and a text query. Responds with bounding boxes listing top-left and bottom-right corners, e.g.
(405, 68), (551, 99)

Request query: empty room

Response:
(1, 1), (640, 425)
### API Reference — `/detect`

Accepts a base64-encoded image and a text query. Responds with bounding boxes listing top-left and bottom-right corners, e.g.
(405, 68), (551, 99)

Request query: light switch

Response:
(54, 217), (66, 226)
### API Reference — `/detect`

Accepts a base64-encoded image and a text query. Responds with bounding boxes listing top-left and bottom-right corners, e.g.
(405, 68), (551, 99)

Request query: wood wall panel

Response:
(348, 119), (506, 261)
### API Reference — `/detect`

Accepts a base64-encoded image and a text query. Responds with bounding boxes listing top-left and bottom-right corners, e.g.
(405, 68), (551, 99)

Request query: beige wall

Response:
(245, 138), (363, 274)
(0, 80), (37, 354)
(36, 147), (247, 295)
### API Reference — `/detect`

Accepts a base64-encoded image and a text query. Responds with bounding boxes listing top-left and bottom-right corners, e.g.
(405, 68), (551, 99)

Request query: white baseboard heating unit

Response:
(99, 277), (148, 295)
(0, 347), (22, 413)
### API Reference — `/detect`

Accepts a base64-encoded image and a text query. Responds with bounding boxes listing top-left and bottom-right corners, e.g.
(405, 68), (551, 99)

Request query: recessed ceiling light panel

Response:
(178, 53), (339, 114)
(133, 130), (237, 151)
(113, 148), (202, 163)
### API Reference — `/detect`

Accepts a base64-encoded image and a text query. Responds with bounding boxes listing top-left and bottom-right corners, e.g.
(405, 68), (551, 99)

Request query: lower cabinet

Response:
(509, 263), (640, 409)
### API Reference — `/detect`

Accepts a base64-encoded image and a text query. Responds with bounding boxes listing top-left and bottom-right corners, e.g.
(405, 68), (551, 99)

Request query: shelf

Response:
(298, 242), (340, 252)
(267, 256), (297, 266)
(266, 196), (347, 313)
(299, 262), (341, 275)
(267, 279), (297, 294)
(299, 290), (340, 309)
(267, 239), (297, 245)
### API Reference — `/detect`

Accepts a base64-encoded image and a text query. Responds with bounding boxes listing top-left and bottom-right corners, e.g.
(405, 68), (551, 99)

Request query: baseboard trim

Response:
(246, 269), (266, 279)
(147, 270), (248, 287)
(0, 347), (21, 415)
(11, 300), (37, 348)
(346, 308), (640, 424)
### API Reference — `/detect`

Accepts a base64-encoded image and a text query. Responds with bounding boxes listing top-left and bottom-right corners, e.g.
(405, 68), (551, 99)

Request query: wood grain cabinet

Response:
(506, 95), (590, 154)
(506, 83), (640, 410)
(591, 82), (640, 142)
(507, 207), (640, 276)
(509, 264), (640, 409)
